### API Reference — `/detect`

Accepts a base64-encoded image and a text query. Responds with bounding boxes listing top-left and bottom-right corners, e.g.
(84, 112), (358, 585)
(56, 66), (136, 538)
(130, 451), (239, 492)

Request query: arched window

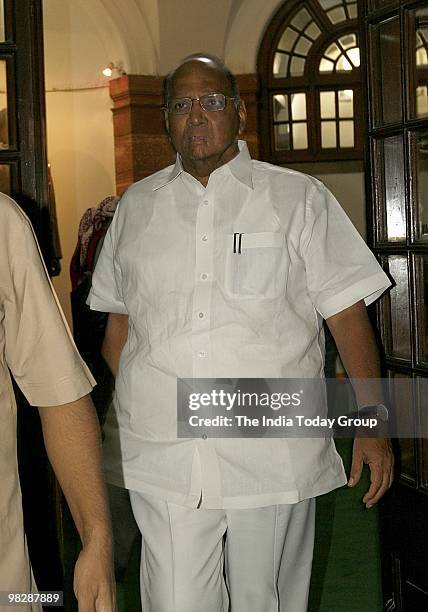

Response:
(258, 0), (363, 163)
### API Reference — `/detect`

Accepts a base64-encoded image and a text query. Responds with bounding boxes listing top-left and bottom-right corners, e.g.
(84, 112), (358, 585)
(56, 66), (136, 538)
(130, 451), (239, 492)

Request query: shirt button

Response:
(200, 273), (208, 280)
(202, 434), (207, 440)
(201, 234), (208, 242)
(198, 350), (207, 358)
(203, 200), (209, 206)
(198, 312), (205, 319)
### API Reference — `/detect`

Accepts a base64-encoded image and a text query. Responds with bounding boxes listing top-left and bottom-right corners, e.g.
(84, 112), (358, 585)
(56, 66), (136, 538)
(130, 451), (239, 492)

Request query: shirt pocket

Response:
(224, 232), (286, 299)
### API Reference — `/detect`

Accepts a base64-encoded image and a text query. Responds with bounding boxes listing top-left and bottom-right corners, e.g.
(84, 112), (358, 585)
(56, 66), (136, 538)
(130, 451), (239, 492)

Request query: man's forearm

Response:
(326, 300), (384, 405)
(39, 395), (116, 609)
(326, 300), (394, 506)
(38, 394), (112, 546)
(101, 313), (129, 377)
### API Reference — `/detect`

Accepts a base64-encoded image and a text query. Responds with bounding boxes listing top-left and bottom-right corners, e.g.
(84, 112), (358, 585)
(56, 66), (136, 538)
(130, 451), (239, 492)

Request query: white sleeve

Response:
(301, 183), (391, 319)
(87, 204), (128, 314)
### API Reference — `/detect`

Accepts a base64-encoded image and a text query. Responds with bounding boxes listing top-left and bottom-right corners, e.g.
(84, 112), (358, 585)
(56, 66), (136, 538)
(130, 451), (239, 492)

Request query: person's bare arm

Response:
(101, 313), (129, 377)
(326, 300), (394, 508)
(38, 395), (116, 612)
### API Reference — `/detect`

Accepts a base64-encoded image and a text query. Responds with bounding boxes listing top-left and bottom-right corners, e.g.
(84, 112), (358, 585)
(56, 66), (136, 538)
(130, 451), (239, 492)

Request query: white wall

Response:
(316, 172), (366, 238)
(289, 162), (366, 238)
(46, 89), (115, 322)
(44, 0), (116, 323)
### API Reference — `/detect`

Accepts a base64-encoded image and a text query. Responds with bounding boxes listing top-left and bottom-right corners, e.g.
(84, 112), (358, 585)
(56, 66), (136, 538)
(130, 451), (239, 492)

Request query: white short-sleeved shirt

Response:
(0, 194), (94, 609)
(89, 141), (391, 509)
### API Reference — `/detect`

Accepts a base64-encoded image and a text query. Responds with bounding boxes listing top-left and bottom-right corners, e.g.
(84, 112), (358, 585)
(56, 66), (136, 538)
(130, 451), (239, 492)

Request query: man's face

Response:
(165, 61), (246, 171)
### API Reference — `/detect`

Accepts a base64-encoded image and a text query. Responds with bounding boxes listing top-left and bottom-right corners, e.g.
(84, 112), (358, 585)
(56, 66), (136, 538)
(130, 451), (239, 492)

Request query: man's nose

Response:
(187, 99), (206, 124)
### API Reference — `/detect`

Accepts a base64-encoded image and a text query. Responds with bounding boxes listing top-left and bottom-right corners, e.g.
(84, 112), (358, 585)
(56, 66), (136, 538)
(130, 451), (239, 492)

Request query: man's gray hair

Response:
(163, 53), (240, 106)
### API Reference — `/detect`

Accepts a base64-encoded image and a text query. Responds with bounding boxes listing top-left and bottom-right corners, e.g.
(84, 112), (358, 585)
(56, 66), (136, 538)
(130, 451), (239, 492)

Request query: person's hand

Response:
(348, 436), (394, 508)
(73, 538), (116, 612)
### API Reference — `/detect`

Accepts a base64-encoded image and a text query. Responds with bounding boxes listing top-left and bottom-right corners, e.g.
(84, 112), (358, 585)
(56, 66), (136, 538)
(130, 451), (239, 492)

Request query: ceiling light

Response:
(102, 61), (125, 78)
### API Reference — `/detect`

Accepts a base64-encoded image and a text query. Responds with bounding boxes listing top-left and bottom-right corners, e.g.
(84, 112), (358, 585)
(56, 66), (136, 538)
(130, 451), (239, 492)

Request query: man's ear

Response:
(237, 99), (247, 135)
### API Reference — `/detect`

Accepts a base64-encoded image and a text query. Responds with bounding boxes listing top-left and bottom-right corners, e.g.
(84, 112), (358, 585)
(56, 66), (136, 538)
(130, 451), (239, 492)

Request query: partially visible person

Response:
(0, 193), (116, 611)
(70, 196), (140, 584)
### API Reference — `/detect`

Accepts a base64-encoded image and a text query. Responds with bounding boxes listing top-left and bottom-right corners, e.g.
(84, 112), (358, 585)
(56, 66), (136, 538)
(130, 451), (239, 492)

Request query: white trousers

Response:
(129, 491), (315, 612)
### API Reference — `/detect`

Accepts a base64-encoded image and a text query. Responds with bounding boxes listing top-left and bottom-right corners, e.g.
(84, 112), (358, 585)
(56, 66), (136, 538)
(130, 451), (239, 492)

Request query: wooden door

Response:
(2, 0), (64, 595)
(0, 0), (51, 242)
(362, 0), (428, 609)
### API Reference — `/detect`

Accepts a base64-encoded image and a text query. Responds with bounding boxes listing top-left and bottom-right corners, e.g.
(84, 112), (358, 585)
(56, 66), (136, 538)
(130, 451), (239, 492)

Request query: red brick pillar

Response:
(110, 74), (260, 194)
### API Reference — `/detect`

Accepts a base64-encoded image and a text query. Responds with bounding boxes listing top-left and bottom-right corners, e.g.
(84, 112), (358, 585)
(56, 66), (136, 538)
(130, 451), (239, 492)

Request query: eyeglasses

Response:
(166, 93), (237, 115)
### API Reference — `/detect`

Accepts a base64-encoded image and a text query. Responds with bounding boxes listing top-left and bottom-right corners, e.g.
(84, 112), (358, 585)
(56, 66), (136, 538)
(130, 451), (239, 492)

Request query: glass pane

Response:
(291, 93), (306, 120)
(337, 53), (353, 72)
(278, 28), (298, 52)
(339, 120), (354, 147)
(0, 60), (8, 148)
(320, 57), (334, 72)
(418, 379), (428, 485)
(292, 123), (308, 149)
(377, 135), (406, 241)
(294, 36), (312, 56)
(290, 56), (305, 76)
(416, 34), (428, 66)
(387, 256), (412, 359)
(274, 124), (290, 150)
(305, 22), (321, 40)
(415, 255), (428, 364)
(273, 94), (289, 121)
(319, 58), (334, 73)
(328, 7), (347, 24)
(325, 42), (341, 61)
(0, 1), (4, 42)
(339, 34), (357, 50)
(374, 17), (402, 125)
(348, 3), (357, 19)
(389, 373), (416, 481)
(273, 52), (288, 78)
(318, 0), (338, 9)
(320, 91), (336, 118)
(347, 47), (360, 68)
(411, 8), (428, 119)
(338, 90), (354, 117)
(415, 132), (428, 240)
(416, 86), (428, 117)
(321, 121), (337, 148)
(374, 136), (406, 242)
(0, 164), (10, 194)
(291, 9), (312, 31)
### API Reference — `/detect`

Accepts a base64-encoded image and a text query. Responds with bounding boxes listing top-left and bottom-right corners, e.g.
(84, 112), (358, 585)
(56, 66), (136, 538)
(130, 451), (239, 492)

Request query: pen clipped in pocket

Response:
(225, 232), (286, 299)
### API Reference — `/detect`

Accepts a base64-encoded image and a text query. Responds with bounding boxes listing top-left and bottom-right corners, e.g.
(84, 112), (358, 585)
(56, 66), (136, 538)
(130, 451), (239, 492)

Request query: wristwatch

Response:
(357, 403), (389, 422)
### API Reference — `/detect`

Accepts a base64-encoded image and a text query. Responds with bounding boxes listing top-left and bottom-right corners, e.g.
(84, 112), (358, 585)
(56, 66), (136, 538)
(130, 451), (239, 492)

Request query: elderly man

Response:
(90, 54), (393, 611)
(0, 193), (115, 611)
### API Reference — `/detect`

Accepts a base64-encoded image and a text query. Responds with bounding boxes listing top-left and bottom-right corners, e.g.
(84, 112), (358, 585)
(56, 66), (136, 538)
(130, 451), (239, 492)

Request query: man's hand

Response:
(326, 300), (395, 507)
(348, 436), (394, 508)
(74, 539), (116, 612)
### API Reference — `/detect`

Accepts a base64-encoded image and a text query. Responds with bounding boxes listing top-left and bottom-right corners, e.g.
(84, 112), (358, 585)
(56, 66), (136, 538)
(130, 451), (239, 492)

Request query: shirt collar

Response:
(152, 140), (253, 191)
(227, 140), (254, 190)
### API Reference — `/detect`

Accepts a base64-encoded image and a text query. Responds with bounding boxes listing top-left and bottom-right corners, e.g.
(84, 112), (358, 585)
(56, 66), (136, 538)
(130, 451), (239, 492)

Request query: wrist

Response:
(358, 403), (389, 422)
(355, 404), (390, 437)
(81, 524), (113, 550)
